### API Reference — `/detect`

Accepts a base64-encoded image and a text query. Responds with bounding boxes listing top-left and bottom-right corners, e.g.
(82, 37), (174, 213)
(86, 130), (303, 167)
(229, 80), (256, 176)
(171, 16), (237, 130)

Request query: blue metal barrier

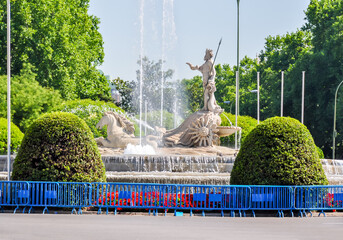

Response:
(92, 183), (179, 215)
(250, 186), (294, 217)
(27, 182), (59, 214)
(0, 181), (29, 213)
(91, 183), (251, 217)
(1, 181), (343, 217)
(294, 186), (343, 217)
(58, 182), (91, 214)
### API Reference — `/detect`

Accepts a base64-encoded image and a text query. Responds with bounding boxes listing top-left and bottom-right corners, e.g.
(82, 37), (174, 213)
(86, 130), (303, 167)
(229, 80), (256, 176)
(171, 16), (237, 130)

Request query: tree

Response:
(135, 57), (175, 114)
(0, 65), (62, 132)
(258, 30), (313, 119)
(303, 0), (343, 157)
(0, 0), (110, 100)
(180, 76), (203, 114)
(110, 77), (137, 113)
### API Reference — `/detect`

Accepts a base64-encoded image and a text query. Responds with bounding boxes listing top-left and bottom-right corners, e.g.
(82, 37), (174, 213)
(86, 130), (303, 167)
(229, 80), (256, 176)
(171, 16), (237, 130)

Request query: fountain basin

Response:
(217, 126), (241, 137)
(1, 155), (343, 185)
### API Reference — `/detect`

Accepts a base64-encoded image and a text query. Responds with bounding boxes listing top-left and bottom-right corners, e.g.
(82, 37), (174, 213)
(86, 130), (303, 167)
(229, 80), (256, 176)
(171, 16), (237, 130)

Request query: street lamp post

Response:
(301, 71), (305, 124)
(7, 0), (11, 181)
(333, 80), (343, 160)
(235, 0), (240, 150)
(257, 72), (260, 124)
(281, 71), (284, 117)
(235, 71), (239, 149)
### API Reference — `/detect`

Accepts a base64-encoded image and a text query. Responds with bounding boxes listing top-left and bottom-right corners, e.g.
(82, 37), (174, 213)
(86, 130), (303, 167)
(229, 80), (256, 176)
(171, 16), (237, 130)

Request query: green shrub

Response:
(12, 112), (106, 182)
(316, 146), (324, 159)
(51, 99), (127, 138)
(220, 112), (258, 146)
(0, 118), (24, 154)
(230, 117), (328, 185)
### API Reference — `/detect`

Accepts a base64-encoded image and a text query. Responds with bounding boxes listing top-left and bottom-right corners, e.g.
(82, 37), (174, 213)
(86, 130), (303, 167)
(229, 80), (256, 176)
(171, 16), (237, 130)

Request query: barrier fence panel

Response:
(27, 182), (59, 213)
(58, 182), (91, 214)
(176, 185), (244, 217)
(250, 186), (293, 217)
(231, 186), (251, 215)
(0, 181), (29, 212)
(294, 186), (343, 216)
(92, 183), (178, 214)
(174, 185), (226, 216)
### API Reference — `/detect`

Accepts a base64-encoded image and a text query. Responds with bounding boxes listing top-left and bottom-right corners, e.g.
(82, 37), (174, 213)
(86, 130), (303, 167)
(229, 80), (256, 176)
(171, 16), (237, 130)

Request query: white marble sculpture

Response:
(186, 49), (223, 114)
(95, 49), (240, 149)
(95, 112), (139, 148)
(95, 111), (160, 149)
(162, 49), (240, 147)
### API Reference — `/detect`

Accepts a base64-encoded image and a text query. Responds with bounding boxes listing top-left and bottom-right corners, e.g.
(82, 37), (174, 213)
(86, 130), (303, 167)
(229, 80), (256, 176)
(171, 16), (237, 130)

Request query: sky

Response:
(89, 0), (311, 82)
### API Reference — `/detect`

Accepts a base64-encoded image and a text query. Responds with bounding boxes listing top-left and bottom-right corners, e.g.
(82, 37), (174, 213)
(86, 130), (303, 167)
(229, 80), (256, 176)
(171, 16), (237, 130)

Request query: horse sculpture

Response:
(95, 111), (161, 149)
(95, 111), (140, 148)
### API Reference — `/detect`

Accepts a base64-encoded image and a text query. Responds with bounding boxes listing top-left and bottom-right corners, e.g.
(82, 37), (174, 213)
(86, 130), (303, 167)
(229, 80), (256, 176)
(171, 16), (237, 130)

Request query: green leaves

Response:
(0, 0), (110, 100)
(135, 57), (176, 114)
(0, 65), (62, 132)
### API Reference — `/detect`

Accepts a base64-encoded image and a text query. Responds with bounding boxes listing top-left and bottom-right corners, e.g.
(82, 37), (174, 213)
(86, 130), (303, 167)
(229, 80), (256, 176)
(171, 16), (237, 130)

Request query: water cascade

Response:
(2, 156), (343, 185)
(161, 0), (177, 127)
(139, 0), (145, 144)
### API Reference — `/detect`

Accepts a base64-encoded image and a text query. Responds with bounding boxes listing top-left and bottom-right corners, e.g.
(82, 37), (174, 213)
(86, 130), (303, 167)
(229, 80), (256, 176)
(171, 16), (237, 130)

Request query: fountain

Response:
(1, 1), (340, 186)
(91, 30), (241, 183)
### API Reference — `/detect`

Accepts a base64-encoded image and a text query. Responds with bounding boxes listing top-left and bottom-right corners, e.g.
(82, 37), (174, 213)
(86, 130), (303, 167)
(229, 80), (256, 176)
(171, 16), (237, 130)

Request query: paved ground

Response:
(1, 213), (343, 240)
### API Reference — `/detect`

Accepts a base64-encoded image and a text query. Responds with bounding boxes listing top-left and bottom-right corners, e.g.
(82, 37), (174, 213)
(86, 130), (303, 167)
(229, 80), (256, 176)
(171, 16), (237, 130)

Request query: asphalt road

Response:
(1, 213), (343, 240)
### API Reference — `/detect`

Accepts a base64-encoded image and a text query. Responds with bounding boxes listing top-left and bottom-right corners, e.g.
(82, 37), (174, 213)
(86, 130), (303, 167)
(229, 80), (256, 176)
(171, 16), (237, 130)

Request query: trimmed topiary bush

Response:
(12, 112), (106, 182)
(230, 117), (328, 185)
(0, 118), (24, 154)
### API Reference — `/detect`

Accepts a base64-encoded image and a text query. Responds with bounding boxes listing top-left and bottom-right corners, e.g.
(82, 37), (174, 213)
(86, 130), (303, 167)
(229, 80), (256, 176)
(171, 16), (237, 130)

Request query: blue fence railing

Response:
(0, 181), (342, 217)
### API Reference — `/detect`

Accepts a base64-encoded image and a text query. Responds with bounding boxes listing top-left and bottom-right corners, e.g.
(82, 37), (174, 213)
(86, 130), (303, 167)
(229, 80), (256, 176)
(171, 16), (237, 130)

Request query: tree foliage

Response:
(110, 77), (136, 113)
(255, 0), (343, 157)
(0, 0), (110, 100)
(135, 57), (176, 114)
(0, 65), (62, 132)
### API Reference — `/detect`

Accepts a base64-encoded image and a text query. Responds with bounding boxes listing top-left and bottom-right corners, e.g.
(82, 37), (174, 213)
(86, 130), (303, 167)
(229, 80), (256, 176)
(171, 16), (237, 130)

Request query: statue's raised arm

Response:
(186, 62), (200, 71)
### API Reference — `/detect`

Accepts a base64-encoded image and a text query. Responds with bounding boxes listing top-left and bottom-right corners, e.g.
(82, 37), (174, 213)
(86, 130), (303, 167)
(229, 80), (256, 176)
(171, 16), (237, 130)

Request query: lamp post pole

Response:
(257, 72), (260, 124)
(301, 71), (305, 124)
(281, 71), (284, 117)
(7, 0), (11, 181)
(235, 0), (240, 150)
(333, 80), (343, 160)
